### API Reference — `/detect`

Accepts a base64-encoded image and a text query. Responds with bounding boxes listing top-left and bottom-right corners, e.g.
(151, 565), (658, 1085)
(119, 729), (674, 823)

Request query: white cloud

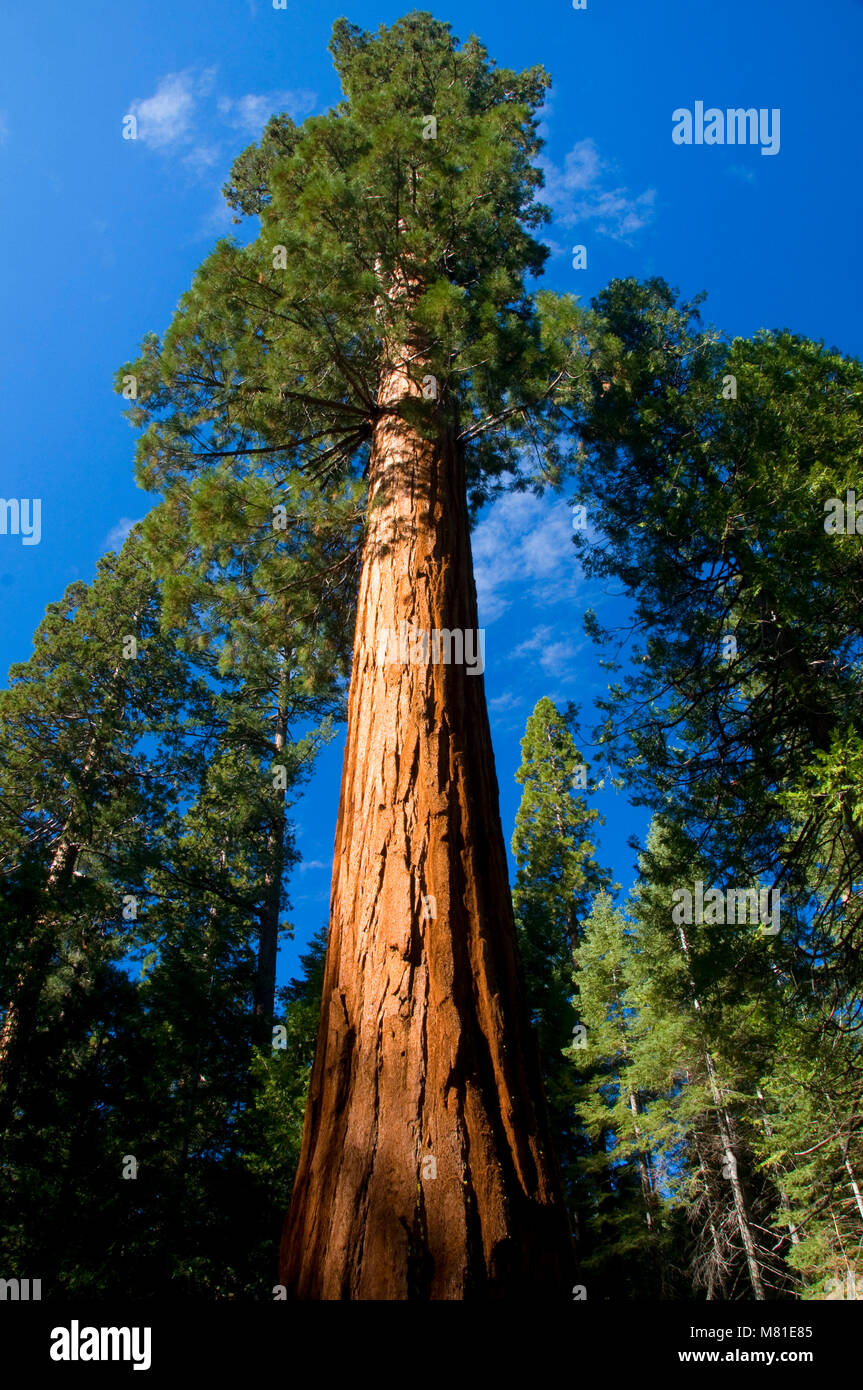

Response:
(488, 690), (523, 713)
(540, 138), (656, 243)
(217, 89), (316, 136)
(103, 517), (144, 552)
(197, 197), (236, 239)
(299, 859), (329, 873)
(183, 143), (224, 176)
(473, 487), (583, 624)
(536, 95), (553, 143)
(130, 69), (216, 150)
(510, 624), (583, 680)
(126, 70), (317, 179)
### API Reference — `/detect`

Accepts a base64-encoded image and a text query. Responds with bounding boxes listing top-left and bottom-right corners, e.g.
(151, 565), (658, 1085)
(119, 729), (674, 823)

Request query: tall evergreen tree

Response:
(0, 535), (333, 1296)
(571, 891), (684, 1297)
(0, 536), (199, 1131)
(568, 278), (863, 998)
(562, 280), (863, 1295)
(623, 819), (793, 1299)
(118, 12), (587, 1297)
(510, 697), (607, 1255)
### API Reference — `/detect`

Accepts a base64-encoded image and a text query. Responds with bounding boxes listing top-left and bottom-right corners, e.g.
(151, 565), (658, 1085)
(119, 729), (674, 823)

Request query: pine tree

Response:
(563, 280), (863, 1295)
(568, 278), (863, 997)
(754, 978), (863, 1299)
(0, 534), (333, 1296)
(510, 697), (607, 1256)
(571, 891), (684, 1297)
(624, 819), (792, 1299)
(0, 535), (200, 1131)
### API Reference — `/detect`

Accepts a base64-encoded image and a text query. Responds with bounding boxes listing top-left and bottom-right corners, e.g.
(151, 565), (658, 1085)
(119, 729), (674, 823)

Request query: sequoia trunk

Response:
(279, 359), (575, 1299)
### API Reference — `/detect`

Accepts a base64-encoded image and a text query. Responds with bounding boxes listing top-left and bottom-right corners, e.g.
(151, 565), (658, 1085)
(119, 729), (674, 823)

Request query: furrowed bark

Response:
(279, 355), (575, 1300)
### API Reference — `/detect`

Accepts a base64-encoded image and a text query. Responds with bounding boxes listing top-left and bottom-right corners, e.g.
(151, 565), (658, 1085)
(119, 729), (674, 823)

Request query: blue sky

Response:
(1, 0), (861, 985)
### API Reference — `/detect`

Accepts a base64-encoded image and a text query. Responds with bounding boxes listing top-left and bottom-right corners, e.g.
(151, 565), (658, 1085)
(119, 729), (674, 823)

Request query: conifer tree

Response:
(0, 534), (332, 1295)
(119, 12), (587, 1297)
(510, 697), (607, 1253)
(0, 536), (200, 1131)
(571, 891), (682, 1296)
(624, 819), (792, 1298)
(754, 981), (863, 1298)
(569, 278), (863, 995)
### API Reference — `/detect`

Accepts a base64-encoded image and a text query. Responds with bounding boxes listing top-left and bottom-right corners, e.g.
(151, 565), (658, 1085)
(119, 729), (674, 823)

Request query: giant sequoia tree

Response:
(120, 13), (585, 1297)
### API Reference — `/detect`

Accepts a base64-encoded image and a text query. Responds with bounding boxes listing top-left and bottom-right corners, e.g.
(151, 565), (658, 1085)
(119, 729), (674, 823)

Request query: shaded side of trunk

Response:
(280, 363), (575, 1299)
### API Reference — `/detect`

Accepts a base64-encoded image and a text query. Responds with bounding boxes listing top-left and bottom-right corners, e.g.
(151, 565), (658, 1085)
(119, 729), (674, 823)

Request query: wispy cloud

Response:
(510, 624), (583, 681)
(127, 69), (317, 177)
(217, 90), (316, 135)
(197, 197), (237, 239)
(129, 69), (216, 151)
(488, 690), (523, 713)
(540, 138), (656, 243)
(726, 163), (756, 185)
(103, 517), (144, 552)
(473, 488), (583, 624)
(299, 859), (330, 873)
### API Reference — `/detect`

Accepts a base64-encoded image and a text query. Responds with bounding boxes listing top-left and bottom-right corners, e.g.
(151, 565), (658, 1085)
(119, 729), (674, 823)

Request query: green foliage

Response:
(0, 536), (331, 1297)
(510, 698), (612, 1277)
(570, 277), (863, 997)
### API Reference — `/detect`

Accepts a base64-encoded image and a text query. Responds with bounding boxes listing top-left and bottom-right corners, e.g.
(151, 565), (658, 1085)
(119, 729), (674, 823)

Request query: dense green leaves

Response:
(0, 536), (330, 1296)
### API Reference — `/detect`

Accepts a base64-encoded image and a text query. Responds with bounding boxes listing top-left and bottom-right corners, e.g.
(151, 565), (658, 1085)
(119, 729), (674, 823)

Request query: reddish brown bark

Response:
(279, 356), (575, 1299)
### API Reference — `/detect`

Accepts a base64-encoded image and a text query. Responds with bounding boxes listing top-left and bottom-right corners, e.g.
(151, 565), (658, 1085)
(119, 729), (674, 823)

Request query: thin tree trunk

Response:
(609, 964), (655, 1230)
(254, 678), (288, 1045)
(279, 355), (575, 1299)
(678, 925), (766, 1299)
(703, 1052), (767, 1299)
(843, 1155), (863, 1224)
(627, 1090), (655, 1229)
